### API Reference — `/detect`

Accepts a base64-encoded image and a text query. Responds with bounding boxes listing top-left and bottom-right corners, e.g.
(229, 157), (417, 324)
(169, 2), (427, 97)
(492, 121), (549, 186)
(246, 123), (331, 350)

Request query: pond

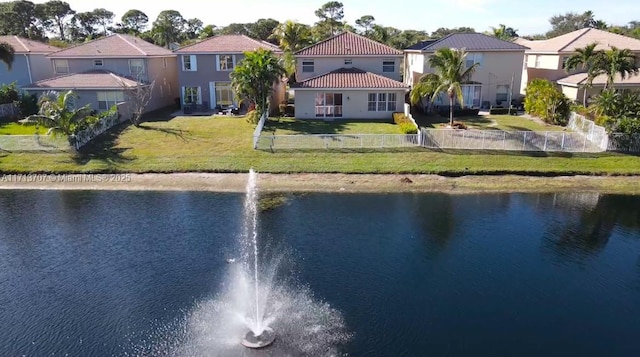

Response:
(0, 190), (639, 356)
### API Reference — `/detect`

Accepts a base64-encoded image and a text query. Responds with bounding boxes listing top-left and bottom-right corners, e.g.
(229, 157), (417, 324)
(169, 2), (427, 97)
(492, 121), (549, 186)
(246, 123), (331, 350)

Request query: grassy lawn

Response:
(263, 117), (401, 135)
(414, 114), (565, 131)
(0, 122), (45, 135)
(1, 114), (639, 175)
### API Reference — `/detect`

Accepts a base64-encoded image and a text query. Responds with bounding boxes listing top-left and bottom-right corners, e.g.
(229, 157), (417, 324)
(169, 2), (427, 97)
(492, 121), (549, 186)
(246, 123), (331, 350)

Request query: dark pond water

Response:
(1, 190), (639, 356)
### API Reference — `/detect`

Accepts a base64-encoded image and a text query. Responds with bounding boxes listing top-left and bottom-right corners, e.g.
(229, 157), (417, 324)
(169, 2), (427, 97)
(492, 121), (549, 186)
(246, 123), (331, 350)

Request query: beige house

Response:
(404, 33), (528, 109)
(292, 32), (408, 120)
(515, 28), (640, 100)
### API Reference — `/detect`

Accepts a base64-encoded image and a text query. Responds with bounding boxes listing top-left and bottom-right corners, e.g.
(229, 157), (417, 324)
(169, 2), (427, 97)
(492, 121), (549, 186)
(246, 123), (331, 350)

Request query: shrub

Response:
(0, 83), (19, 104)
(392, 112), (418, 133)
(392, 112), (407, 124)
(19, 92), (38, 117)
(245, 110), (260, 125)
(451, 121), (468, 129)
(524, 79), (569, 125)
(615, 117), (640, 135)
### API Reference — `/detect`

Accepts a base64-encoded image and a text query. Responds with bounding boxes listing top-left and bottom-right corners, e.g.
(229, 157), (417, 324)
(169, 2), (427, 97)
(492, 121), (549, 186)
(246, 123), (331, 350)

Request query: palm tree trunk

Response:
(448, 94), (454, 127)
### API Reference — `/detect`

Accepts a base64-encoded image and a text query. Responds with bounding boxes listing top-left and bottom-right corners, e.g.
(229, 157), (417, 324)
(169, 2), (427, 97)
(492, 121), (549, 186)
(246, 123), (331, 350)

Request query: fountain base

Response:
(241, 327), (275, 349)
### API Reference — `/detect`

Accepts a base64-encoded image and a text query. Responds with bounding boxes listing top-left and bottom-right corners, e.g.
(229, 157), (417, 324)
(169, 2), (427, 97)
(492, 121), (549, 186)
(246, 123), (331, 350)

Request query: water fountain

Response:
(155, 169), (351, 356)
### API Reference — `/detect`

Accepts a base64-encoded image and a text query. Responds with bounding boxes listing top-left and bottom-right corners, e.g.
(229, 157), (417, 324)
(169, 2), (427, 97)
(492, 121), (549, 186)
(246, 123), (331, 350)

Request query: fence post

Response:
(522, 131), (527, 150)
(543, 132), (548, 151)
(503, 131), (507, 150)
(561, 132), (565, 150)
(481, 131), (486, 150)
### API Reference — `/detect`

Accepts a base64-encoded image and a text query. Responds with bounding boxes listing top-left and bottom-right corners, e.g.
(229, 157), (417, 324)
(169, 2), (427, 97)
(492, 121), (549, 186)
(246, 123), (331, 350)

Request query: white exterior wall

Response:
(294, 89), (406, 120)
(560, 85), (579, 101)
(526, 54), (561, 70)
(296, 56), (402, 82)
(403, 52), (425, 86)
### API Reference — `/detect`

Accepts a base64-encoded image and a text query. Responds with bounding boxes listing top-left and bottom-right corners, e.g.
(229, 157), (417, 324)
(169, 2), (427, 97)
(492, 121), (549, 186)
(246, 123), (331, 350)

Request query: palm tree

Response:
(490, 24), (518, 40)
(230, 49), (286, 118)
(269, 21), (312, 76)
(410, 48), (479, 126)
(20, 91), (97, 140)
(565, 42), (603, 105)
(596, 47), (639, 90)
(0, 42), (15, 70)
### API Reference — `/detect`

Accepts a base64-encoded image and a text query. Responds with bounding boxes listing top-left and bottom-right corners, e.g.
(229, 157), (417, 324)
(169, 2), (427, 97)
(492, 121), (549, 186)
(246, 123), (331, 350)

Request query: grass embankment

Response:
(0, 116), (639, 175)
(415, 114), (565, 131)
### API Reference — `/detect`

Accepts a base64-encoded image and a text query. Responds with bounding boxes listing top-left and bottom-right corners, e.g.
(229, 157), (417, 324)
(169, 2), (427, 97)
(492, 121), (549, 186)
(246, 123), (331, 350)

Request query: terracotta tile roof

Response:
(175, 35), (282, 53)
(410, 33), (528, 51)
(23, 70), (140, 90)
(47, 34), (174, 58)
(556, 72), (640, 86)
(295, 31), (402, 56)
(292, 68), (408, 89)
(0, 35), (59, 54)
(516, 28), (640, 53)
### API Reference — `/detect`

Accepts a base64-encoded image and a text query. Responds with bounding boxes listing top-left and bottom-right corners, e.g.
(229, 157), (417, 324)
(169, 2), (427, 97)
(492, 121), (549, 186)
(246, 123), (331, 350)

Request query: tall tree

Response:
(199, 24), (218, 39)
(184, 18), (203, 40)
(410, 48), (479, 126)
(119, 9), (148, 34)
(490, 24), (518, 40)
(220, 23), (249, 36)
(269, 20), (312, 76)
(230, 49), (286, 117)
(546, 11), (602, 38)
(314, 1), (344, 38)
(151, 10), (185, 48)
(92, 8), (114, 35)
(355, 15), (375, 36)
(0, 1), (38, 37)
(69, 11), (99, 41)
(596, 47), (639, 90)
(0, 42), (15, 70)
(41, 0), (75, 41)
(565, 42), (603, 105)
(430, 27), (475, 38)
(247, 18), (280, 43)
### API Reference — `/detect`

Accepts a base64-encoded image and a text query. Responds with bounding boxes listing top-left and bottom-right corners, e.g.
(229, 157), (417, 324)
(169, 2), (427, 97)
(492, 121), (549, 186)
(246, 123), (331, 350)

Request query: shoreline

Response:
(1, 173), (639, 194)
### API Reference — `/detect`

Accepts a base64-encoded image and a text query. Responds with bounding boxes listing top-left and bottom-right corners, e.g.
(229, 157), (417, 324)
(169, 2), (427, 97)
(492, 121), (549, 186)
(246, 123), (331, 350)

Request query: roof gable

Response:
(175, 35), (281, 53)
(47, 34), (174, 58)
(295, 31), (402, 56)
(519, 28), (640, 53)
(292, 67), (408, 89)
(412, 33), (528, 52)
(0, 35), (59, 54)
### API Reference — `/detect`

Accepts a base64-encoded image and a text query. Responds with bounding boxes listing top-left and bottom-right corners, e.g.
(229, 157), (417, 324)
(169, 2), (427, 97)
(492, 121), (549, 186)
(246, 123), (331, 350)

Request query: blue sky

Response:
(33, 0), (640, 35)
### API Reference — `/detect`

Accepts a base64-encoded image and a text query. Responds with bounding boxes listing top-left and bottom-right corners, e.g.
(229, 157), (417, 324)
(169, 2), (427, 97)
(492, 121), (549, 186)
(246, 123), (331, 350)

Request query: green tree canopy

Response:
(314, 1), (344, 38)
(151, 10), (185, 48)
(0, 41), (15, 70)
(118, 9), (148, 34)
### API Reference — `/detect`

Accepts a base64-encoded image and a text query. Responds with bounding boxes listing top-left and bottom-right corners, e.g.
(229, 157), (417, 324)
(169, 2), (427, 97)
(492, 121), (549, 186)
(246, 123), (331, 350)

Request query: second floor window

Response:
(344, 59), (353, 66)
(129, 59), (145, 76)
(465, 53), (483, 68)
(302, 60), (314, 73)
(182, 55), (197, 71)
(93, 59), (103, 67)
(217, 55), (234, 71)
(383, 60), (395, 72)
(53, 59), (69, 74)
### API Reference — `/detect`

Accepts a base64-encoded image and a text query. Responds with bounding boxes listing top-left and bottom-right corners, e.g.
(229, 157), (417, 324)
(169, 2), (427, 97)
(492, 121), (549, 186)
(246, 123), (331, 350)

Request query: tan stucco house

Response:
(515, 28), (640, 101)
(405, 33), (528, 109)
(22, 34), (178, 118)
(291, 31), (408, 120)
(174, 35), (285, 114)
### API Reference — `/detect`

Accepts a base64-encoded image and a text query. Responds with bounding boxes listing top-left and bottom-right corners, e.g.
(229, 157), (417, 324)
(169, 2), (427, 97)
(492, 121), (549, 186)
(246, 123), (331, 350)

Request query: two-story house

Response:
(174, 35), (284, 113)
(515, 28), (640, 102)
(405, 33), (528, 109)
(0, 35), (58, 86)
(291, 32), (408, 120)
(22, 34), (178, 117)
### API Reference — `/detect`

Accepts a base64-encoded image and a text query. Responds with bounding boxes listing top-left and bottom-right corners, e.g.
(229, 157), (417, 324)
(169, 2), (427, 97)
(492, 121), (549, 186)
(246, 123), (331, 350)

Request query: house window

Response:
(561, 56), (569, 69)
(460, 85), (482, 108)
(302, 60), (314, 73)
(383, 60), (395, 72)
(465, 53), (483, 68)
(93, 59), (103, 67)
(367, 92), (397, 111)
(496, 84), (509, 104)
(97, 91), (124, 111)
(315, 93), (343, 118)
(182, 55), (197, 71)
(129, 59), (145, 76)
(215, 82), (234, 107)
(344, 59), (352, 66)
(217, 55), (234, 71)
(53, 59), (69, 74)
(182, 86), (201, 104)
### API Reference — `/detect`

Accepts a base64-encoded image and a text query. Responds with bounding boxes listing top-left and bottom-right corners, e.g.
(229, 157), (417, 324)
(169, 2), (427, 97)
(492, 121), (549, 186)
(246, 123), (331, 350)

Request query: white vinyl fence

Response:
(71, 110), (121, 150)
(252, 112), (268, 149)
(0, 103), (18, 118)
(567, 112), (609, 150)
(607, 133), (640, 152)
(0, 134), (69, 152)
(255, 133), (420, 150)
(419, 128), (603, 152)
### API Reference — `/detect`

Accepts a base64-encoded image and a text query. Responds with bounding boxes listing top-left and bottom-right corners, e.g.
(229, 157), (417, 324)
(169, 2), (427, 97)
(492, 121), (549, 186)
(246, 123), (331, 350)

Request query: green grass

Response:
(414, 114), (565, 131)
(263, 117), (401, 135)
(1, 115), (639, 175)
(0, 122), (45, 135)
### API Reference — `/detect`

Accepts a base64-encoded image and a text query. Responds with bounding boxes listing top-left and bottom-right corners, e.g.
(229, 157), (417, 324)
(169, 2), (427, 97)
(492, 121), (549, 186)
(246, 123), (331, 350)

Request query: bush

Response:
(489, 107), (518, 115)
(0, 83), (19, 104)
(451, 121), (468, 129)
(524, 79), (569, 125)
(245, 110), (260, 125)
(19, 92), (38, 117)
(392, 112), (418, 134)
(615, 117), (640, 135)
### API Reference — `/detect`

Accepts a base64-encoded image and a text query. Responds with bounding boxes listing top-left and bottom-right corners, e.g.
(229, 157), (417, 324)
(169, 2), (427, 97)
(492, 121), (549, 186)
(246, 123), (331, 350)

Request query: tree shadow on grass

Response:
(263, 119), (351, 134)
(72, 122), (134, 166)
(137, 123), (191, 142)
